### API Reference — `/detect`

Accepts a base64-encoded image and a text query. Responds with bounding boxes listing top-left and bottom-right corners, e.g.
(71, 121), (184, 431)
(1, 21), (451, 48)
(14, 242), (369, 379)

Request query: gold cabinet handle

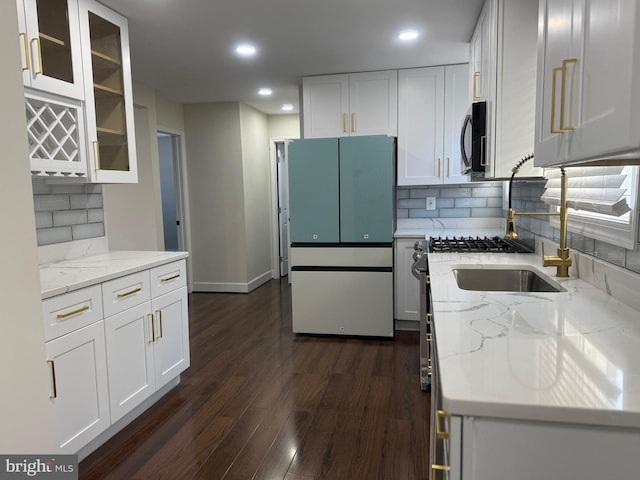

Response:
(93, 141), (101, 169)
(342, 113), (347, 133)
(47, 360), (57, 399)
(31, 37), (43, 75)
(351, 112), (355, 133)
(117, 287), (142, 298)
(446, 157), (450, 177)
(551, 66), (563, 133)
(560, 58), (577, 131)
(480, 135), (487, 166)
(432, 464), (452, 472)
(436, 158), (441, 177)
(436, 410), (449, 440)
(56, 305), (90, 319)
(148, 313), (155, 343)
(160, 273), (180, 283)
(472, 71), (480, 100)
(156, 310), (163, 339)
(19, 33), (30, 71)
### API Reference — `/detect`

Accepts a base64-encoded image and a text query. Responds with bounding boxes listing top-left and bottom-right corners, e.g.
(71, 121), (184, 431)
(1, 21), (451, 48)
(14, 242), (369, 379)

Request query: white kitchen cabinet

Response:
(17, 0), (138, 182)
(394, 238), (420, 321)
(535, 0), (640, 168)
(302, 70), (397, 138)
(474, 0), (542, 179)
(42, 284), (110, 454)
(45, 321), (110, 454)
(79, 0), (137, 183)
(397, 65), (469, 186)
(104, 262), (189, 422)
(468, 1), (492, 104)
(16, 0), (85, 100)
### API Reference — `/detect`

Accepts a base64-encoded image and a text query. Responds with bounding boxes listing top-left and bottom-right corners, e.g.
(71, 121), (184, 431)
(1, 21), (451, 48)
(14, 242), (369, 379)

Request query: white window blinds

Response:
(541, 166), (631, 217)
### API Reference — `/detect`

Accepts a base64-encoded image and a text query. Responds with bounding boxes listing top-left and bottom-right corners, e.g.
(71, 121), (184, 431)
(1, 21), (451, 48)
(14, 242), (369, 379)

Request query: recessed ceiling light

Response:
(282, 104), (294, 111)
(235, 44), (257, 56)
(258, 88), (273, 96)
(398, 30), (419, 41)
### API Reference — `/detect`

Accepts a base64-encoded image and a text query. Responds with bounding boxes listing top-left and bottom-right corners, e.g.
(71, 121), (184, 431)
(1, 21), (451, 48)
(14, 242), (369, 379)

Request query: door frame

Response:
(157, 126), (193, 291)
(269, 137), (290, 279)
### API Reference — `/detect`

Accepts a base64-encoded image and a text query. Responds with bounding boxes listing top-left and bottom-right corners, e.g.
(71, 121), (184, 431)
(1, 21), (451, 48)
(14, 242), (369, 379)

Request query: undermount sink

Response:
(452, 265), (565, 293)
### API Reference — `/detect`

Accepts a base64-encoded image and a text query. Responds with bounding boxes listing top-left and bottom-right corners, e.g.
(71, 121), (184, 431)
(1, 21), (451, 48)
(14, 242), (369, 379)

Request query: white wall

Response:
(103, 83), (164, 251)
(240, 104), (273, 288)
(268, 114), (300, 139)
(0, 0), (55, 452)
(184, 103), (248, 290)
(156, 95), (185, 132)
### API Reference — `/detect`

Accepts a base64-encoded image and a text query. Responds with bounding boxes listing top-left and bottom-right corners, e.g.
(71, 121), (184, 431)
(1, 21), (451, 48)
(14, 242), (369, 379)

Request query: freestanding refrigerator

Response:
(288, 135), (395, 337)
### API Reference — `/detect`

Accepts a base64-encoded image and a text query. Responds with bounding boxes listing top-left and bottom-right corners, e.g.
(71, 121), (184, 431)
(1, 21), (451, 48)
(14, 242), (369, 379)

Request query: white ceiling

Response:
(99, 0), (485, 115)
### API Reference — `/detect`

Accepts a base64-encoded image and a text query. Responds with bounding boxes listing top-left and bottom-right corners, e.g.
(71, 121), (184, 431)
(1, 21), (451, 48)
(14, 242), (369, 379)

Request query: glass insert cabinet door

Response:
(17, 0), (85, 99)
(80, 0), (138, 183)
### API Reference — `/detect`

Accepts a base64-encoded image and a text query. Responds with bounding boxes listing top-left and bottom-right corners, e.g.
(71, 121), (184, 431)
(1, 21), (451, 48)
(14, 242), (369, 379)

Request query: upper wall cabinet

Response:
(397, 64), (470, 186)
(302, 71), (398, 138)
(16, 0), (137, 183)
(535, 0), (640, 168)
(469, 1), (492, 104)
(16, 0), (85, 100)
(79, 0), (137, 183)
(475, 0), (543, 179)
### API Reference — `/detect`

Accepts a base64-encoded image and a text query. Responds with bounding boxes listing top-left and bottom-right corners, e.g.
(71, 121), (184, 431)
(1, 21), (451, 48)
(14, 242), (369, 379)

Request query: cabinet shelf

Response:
(91, 49), (121, 66)
(94, 83), (123, 96)
(97, 126), (126, 137)
(40, 32), (66, 46)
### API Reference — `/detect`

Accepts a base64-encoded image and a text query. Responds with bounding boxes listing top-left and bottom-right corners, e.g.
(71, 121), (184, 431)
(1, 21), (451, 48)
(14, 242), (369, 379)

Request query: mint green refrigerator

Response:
(288, 135), (395, 337)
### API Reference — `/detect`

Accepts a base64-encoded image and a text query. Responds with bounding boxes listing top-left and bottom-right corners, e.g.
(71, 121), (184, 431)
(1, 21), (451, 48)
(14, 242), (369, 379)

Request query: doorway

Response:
(270, 140), (290, 278)
(157, 131), (186, 252)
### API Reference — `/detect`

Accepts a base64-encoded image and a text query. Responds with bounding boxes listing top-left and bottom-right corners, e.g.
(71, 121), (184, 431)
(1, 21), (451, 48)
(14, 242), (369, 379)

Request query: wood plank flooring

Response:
(79, 278), (431, 480)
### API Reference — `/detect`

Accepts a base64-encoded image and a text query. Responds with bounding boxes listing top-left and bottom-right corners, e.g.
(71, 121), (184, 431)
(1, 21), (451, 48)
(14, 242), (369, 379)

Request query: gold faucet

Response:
(505, 157), (572, 277)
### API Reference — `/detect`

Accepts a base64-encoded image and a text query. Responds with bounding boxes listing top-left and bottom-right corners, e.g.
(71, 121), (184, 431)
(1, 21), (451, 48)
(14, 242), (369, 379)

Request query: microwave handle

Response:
(460, 113), (472, 168)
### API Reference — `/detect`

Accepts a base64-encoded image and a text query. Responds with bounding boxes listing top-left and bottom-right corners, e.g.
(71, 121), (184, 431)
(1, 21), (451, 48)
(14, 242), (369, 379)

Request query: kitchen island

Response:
(427, 248), (640, 479)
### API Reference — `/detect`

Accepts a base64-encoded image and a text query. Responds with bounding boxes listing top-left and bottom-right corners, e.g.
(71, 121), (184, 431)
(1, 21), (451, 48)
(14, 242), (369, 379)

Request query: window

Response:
(542, 166), (639, 250)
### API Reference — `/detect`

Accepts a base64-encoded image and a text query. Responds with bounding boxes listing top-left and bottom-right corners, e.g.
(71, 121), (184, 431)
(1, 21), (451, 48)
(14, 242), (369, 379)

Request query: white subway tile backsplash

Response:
(53, 209), (88, 227)
(33, 194), (71, 212)
(70, 194), (103, 209)
(72, 223), (105, 240)
(35, 212), (53, 229)
(37, 226), (73, 245)
(396, 189), (410, 199)
(440, 187), (471, 198)
(436, 198), (455, 208)
(32, 178), (105, 247)
(409, 209), (440, 218)
(455, 197), (487, 208)
(471, 207), (503, 217)
(472, 186), (502, 197)
(439, 208), (471, 218)
(410, 188), (441, 198)
(487, 197), (503, 208)
(398, 198), (427, 209)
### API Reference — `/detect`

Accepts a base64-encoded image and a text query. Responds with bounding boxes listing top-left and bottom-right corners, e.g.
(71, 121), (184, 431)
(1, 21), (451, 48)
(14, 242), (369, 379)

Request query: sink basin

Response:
(452, 265), (565, 293)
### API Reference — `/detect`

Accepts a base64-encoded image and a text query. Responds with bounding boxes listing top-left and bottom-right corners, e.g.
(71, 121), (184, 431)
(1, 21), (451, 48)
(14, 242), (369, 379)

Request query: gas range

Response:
(428, 236), (533, 254)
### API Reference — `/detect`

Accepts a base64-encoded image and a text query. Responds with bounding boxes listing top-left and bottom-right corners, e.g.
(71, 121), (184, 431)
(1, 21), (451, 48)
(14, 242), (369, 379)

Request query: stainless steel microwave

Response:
(460, 101), (487, 176)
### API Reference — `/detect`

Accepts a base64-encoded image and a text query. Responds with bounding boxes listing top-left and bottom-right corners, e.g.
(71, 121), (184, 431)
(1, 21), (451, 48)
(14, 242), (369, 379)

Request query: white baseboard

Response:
(193, 270), (273, 293)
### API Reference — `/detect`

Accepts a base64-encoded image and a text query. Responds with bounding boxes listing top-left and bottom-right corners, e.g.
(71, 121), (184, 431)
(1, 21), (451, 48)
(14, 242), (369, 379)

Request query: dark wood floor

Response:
(80, 278), (431, 480)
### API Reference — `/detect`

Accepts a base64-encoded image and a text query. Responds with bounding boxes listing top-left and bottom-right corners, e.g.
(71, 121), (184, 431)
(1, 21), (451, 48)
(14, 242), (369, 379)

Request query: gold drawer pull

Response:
(47, 360), (57, 399)
(156, 310), (163, 338)
(160, 273), (180, 283)
(436, 410), (449, 439)
(472, 71), (480, 100)
(117, 287), (142, 298)
(56, 305), (90, 319)
(19, 33), (30, 71)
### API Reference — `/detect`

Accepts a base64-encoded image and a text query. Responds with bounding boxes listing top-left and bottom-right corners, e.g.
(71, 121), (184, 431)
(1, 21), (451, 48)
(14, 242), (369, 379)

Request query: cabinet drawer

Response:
(149, 260), (187, 298)
(42, 285), (103, 342)
(102, 270), (151, 318)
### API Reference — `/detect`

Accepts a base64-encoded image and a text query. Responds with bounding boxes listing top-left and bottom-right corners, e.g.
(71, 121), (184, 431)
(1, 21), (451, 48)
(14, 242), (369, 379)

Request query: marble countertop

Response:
(429, 250), (640, 428)
(40, 251), (189, 299)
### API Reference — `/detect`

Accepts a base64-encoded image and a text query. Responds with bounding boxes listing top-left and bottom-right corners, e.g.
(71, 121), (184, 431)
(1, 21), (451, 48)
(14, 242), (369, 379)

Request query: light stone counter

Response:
(428, 250), (640, 428)
(40, 251), (189, 299)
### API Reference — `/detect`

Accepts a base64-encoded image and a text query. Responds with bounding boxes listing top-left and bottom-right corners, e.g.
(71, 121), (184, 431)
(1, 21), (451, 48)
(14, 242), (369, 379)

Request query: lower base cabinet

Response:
(45, 321), (110, 454)
(105, 287), (190, 423)
(43, 258), (189, 455)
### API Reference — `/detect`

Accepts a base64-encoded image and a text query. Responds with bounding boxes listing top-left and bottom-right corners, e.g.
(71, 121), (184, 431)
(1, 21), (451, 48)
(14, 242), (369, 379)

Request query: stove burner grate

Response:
(428, 236), (533, 253)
